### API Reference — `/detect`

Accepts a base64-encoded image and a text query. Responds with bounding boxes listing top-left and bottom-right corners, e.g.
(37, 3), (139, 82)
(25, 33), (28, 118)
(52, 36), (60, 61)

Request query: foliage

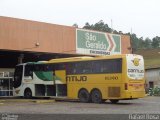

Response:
(130, 34), (153, 51)
(144, 37), (152, 49)
(83, 20), (112, 33)
(148, 87), (160, 96)
(130, 34), (141, 52)
(74, 20), (160, 50)
(152, 36), (160, 48)
(72, 23), (78, 28)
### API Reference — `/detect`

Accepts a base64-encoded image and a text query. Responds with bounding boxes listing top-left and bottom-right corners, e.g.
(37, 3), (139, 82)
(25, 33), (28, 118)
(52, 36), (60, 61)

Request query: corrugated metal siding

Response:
(0, 16), (131, 54)
(146, 69), (160, 82)
(145, 69), (160, 87)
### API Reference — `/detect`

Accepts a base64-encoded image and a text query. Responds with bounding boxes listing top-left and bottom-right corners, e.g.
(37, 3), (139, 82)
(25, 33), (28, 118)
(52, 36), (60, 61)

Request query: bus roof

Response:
(48, 54), (128, 63)
(16, 54), (141, 66)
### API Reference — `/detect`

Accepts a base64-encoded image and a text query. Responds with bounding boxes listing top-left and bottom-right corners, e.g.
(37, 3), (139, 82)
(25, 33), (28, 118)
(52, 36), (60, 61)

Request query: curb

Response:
(0, 99), (56, 103)
(34, 100), (55, 103)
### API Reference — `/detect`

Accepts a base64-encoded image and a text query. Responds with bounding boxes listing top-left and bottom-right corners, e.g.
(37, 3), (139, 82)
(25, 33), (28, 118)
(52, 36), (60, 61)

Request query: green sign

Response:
(76, 29), (121, 55)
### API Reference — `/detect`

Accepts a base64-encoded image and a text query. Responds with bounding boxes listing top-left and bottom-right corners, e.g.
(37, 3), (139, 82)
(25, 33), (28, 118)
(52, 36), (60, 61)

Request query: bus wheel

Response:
(78, 89), (90, 103)
(24, 88), (32, 99)
(91, 89), (102, 103)
(110, 100), (119, 104)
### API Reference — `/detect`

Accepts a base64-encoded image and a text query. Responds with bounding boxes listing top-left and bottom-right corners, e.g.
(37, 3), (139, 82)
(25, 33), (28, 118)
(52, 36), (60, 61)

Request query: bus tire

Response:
(24, 88), (32, 99)
(91, 89), (102, 103)
(78, 89), (90, 103)
(110, 99), (119, 104)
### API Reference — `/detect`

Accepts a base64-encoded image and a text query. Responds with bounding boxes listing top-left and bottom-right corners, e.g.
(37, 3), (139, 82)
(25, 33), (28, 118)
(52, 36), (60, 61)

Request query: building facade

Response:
(0, 16), (131, 55)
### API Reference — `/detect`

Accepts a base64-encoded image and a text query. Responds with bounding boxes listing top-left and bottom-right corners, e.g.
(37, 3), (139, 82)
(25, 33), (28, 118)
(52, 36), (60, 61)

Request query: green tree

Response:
(113, 30), (119, 34)
(83, 22), (92, 29)
(152, 36), (160, 48)
(138, 37), (145, 49)
(130, 34), (139, 52)
(72, 23), (78, 28)
(129, 34), (152, 51)
(83, 20), (112, 33)
(144, 37), (152, 49)
(81, 20), (159, 51)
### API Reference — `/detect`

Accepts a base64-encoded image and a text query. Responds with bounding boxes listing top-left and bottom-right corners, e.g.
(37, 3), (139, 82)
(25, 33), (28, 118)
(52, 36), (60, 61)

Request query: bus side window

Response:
(65, 63), (75, 74)
(81, 61), (92, 74)
(43, 64), (53, 71)
(47, 64), (54, 71)
(101, 59), (122, 73)
(115, 59), (122, 73)
(92, 61), (102, 73)
(24, 65), (33, 78)
(34, 65), (39, 71)
(72, 63), (77, 74)
(104, 60), (112, 73)
(102, 60), (116, 73)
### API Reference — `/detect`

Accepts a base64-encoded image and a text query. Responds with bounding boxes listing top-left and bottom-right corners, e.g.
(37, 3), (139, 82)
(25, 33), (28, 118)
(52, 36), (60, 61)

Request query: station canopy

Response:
(0, 50), (79, 68)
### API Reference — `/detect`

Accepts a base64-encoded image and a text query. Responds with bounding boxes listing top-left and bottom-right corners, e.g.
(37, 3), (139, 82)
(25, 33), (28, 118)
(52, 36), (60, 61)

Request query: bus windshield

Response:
(14, 65), (23, 88)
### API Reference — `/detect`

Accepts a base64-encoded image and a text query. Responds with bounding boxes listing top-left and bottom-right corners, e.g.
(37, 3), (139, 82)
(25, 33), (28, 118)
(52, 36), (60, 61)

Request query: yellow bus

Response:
(14, 54), (145, 103)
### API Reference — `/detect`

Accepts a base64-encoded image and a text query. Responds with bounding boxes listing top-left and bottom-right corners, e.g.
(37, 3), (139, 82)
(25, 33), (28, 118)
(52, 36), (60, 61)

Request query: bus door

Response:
(54, 70), (67, 97)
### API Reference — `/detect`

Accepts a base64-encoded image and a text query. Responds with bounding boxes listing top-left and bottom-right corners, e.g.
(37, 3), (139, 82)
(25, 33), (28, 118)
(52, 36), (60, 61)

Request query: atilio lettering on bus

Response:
(66, 76), (87, 82)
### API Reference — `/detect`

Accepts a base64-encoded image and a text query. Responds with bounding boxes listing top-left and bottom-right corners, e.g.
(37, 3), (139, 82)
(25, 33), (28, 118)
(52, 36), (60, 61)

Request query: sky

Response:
(0, 0), (160, 39)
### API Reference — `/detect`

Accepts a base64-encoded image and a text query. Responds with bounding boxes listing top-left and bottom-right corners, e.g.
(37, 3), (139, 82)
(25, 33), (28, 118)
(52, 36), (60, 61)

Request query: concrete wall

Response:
(146, 68), (160, 88)
(0, 16), (131, 54)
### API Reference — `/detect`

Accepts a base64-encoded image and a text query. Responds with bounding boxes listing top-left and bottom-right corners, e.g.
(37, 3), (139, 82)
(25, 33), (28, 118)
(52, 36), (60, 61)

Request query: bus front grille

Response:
(108, 87), (120, 97)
